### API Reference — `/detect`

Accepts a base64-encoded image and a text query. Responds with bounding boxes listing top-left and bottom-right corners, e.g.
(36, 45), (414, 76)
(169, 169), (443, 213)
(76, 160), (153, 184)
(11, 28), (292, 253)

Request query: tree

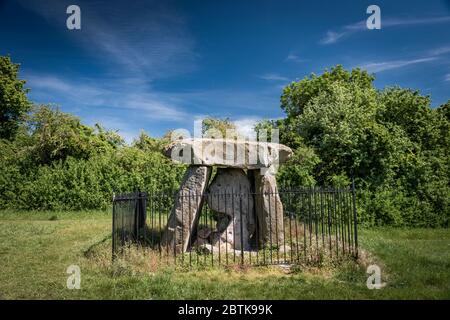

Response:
(0, 56), (32, 140)
(276, 65), (450, 226)
(202, 117), (239, 139)
(280, 65), (374, 118)
(26, 105), (123, 164)
(378, 87), (443, 151)
(279, 65), (388, 184)
(437, 99), (450, 122)
(133, 130), (167, 152)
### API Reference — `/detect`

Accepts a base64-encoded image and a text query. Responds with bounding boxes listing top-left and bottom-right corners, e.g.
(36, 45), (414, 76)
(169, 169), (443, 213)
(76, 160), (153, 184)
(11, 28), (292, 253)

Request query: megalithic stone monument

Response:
(162, 138), (292, 253)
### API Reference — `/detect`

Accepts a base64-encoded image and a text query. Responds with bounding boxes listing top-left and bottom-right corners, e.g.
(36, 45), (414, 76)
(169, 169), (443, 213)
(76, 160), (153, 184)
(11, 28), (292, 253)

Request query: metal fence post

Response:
(112, 192), (116, 261)
(351, 178), (358, 259)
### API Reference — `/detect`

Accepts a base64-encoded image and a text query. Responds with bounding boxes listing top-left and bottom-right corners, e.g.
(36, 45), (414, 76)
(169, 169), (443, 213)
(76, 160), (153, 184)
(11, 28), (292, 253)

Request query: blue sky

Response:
(1, 0), (450, 142)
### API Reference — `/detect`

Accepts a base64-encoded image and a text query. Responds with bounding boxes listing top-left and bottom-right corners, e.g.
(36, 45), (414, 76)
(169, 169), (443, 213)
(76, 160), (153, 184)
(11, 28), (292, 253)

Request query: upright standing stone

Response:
(207, 168), (255, 251)
(162, 165), (211, 253)
(254, 171), (284, 248)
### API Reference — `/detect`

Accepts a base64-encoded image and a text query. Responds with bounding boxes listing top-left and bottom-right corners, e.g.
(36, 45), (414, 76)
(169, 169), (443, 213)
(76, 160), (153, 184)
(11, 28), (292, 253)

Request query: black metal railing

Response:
(112, 186), (358, 266)
(112, 191), (147, 260)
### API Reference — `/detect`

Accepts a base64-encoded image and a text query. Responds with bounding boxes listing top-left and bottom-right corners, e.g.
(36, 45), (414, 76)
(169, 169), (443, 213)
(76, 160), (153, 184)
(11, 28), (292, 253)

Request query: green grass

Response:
(0, 210), (448, 299)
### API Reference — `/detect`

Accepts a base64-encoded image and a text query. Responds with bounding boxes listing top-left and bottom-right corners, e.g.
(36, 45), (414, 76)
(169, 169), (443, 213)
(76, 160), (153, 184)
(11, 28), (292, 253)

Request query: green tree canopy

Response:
(202, 117), (239, 139)
(280, 65), (375, 118)
(0, 56), (32, 140)
(24, 105), (125, 164)
(272, 65), (449, 226)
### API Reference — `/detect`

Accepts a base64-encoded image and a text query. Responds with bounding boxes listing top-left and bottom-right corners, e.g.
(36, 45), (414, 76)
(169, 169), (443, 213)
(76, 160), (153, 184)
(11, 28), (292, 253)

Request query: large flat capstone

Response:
(164, 138), (292, 169)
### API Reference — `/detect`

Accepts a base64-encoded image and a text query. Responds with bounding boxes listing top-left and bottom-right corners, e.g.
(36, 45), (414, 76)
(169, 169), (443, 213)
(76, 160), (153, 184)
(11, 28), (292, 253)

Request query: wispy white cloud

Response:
(429, 45), (450, 56)
(17, 0), (197, 78)
(259, 73), (289, 81)
(320, 21), (365, 44)
(321, 16), (450, 45)
(118, 94), (188, 121)
(17, 1), (285, 140)
(285, 53), (305, 63)
(355, 43), (450, 74)
(26, 74), (106, 98)
(383, 16), (450, 27)
(320, 31), (346, 45)
(24, 71), (282, 141)
(25, 73), (189, 122)
(18, 0), (201, 140)
(358, 57), (438, 73)
(445, 73), (450, 81)
(167, 88), (280, 114)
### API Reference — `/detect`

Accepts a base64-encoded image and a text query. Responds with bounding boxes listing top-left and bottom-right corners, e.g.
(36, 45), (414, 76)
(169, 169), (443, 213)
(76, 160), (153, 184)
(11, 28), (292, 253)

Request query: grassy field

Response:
(0, 210), (449, 299)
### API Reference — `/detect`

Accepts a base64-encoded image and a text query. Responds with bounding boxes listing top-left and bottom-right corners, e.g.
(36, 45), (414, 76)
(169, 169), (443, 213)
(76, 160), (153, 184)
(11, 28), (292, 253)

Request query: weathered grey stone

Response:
(164, 138), (292, 169)
(197, 226), (212, 239)
(206, 168), (255, 251)
(209, 231), (228, 245)
(198, 243), (244, 256)
(197, 244), (218, 255)
(192, 237), (209, 247)
(254, 171), (285, 248)
(279, 244), (291, 254)
(161, 165), (211, 252)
